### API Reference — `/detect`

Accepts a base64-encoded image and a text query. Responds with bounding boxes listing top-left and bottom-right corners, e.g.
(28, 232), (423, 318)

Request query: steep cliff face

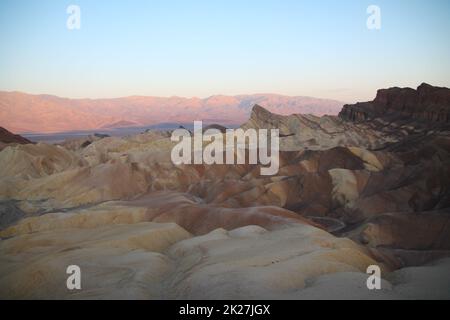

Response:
(340, 83), (450, 124)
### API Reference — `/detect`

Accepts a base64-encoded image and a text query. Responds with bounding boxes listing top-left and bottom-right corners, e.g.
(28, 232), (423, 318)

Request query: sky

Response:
(0, 0), (449, 102)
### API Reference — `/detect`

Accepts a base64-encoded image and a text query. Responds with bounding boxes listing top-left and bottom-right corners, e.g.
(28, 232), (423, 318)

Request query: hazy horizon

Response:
(1, 0), (449, 102)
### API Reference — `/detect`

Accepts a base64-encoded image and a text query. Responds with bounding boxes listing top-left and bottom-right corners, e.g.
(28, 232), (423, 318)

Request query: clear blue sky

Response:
(0, 0), (449, 102)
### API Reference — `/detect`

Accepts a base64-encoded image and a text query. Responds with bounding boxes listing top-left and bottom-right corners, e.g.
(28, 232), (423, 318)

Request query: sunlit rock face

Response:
(0, 84), (450, 299)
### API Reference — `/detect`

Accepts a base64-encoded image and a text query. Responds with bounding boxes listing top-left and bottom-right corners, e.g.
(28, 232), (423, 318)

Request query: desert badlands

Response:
(0, 84), (449, 299)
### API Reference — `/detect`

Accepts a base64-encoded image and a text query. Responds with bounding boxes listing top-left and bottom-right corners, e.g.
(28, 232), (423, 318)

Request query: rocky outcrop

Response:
(340, 83), (450, 124)
(242, 105), (391, 151)
(0, 127), (32, 151)
(0, 127), (31, 144)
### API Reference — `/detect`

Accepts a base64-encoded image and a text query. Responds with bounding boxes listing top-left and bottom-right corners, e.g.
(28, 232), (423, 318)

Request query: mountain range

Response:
(0, 91), (343, 133)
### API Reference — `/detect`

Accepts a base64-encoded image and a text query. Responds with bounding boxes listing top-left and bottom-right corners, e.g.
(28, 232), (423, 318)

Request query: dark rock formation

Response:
(0, 127), (32, 145)
(340, 83), (450, 124)
(93, 133), (110, 139)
